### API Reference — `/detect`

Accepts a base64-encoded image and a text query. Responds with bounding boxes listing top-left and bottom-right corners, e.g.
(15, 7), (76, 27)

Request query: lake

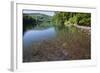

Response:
(23, 26), (91, 62)
(23, 27), (56, 48)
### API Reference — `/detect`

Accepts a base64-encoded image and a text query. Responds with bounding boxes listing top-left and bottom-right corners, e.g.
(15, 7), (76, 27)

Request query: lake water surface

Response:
(23, 27), (56, 47)
(23, 26), (91, 62)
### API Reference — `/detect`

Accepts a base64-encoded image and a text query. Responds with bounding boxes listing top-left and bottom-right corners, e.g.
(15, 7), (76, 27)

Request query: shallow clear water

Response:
(23, 26), (91, 62)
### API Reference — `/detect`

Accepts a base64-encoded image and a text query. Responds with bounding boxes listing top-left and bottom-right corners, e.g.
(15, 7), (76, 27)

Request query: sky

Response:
(23, 10), (55, 16)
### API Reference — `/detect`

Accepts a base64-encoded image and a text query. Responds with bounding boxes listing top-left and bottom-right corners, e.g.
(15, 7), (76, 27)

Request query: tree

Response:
(76, 13), (91, 26)
(52, 12), (91, 28)
(23, 15), (36, 33)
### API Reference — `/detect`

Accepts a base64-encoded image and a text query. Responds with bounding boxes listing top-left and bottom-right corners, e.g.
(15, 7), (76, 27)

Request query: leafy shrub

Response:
(68, 16), (77, 25)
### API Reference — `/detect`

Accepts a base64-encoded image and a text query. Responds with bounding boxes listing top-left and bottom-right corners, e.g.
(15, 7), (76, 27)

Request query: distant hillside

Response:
(23, 13), (52, 22)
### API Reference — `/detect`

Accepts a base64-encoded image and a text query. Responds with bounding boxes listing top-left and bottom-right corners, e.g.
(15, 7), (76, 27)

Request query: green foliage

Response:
(77, 13), (91, 26)
(23, 13), (53, 32)
(69, 16), (77, 24)
(64, 20), (71, 26)
(52, 12), (67, 28)
(23, 12), (91, 33)
(23, 15), (36, 33)
(52, 12), (91, 28)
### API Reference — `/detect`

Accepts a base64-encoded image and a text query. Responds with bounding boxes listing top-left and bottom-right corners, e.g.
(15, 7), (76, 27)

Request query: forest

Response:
(23, 12), (91, 33)
(52, 12), (91, 28)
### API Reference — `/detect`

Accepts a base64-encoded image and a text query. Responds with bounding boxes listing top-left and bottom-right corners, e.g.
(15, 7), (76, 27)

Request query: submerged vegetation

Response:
(23, 11), (91, 62)
(23, 27), (90, 62)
